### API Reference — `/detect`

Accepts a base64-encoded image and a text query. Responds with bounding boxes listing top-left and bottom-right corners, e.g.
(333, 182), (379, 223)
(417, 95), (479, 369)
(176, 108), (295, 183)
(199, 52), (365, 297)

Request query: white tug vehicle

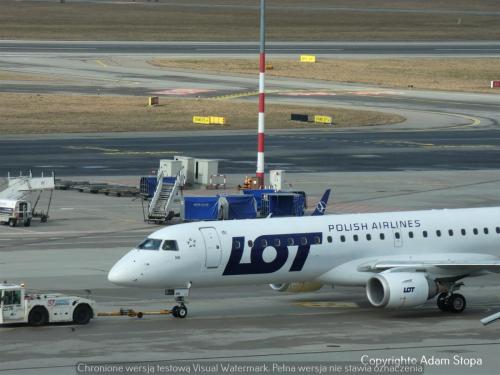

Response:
(0, 282), (96, 326)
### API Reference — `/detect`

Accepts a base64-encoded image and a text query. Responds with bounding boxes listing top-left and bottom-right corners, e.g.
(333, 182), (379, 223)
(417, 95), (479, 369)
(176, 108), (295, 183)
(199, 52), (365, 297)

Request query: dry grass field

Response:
(0, 0), (499, 41)
(151, 58), (500, 93)
(0, 93), (403, 134)
(0, 71), (52, 81)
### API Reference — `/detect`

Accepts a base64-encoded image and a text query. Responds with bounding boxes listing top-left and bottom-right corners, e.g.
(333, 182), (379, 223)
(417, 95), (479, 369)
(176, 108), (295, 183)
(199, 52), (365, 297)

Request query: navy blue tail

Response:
(311, 189), (331, 216)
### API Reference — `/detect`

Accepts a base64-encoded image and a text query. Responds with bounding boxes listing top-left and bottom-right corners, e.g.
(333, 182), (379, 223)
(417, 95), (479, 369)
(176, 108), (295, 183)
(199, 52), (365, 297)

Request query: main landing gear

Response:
(167, 287), (190, 319)
(436, 282), (466, 313)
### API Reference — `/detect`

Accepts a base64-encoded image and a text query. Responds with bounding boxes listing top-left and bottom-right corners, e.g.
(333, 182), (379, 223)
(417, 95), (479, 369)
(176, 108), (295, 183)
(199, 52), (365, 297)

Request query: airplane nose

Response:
(107, 263), (129, 285)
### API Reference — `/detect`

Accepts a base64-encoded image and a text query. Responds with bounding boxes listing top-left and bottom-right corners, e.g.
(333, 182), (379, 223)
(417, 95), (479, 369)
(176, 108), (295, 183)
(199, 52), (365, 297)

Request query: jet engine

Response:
(269, 282), (323, 293)
(366, 272), (438, 308)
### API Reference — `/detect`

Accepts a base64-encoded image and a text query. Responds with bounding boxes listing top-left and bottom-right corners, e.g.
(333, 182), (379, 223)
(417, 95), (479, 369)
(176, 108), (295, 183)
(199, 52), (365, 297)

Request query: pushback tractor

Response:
(0, 283), (96, 326)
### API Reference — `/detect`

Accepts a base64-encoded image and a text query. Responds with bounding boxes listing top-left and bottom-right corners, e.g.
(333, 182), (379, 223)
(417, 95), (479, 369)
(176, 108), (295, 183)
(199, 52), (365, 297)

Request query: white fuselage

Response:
(108, 207), (500, 290)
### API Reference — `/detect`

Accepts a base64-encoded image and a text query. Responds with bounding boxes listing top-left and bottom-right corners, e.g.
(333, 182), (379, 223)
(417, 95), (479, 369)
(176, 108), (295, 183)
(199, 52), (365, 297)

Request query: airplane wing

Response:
(357, 253), (500, 274)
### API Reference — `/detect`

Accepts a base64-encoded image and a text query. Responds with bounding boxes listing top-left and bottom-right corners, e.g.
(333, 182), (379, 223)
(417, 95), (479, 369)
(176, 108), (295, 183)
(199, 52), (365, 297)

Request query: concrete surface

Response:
(1, 170), (500, 374)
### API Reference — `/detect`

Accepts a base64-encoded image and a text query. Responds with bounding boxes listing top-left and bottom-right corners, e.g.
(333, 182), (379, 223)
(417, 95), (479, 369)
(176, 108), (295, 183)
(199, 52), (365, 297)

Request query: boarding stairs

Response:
(0, 171), (55, 200)
(147, 171), (182, 223)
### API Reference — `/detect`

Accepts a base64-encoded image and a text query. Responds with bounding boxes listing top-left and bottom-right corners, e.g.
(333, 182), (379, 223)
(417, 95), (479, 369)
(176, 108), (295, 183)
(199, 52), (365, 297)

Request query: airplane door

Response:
(393, 230), (403, 248)
(199, 227), (222, 269)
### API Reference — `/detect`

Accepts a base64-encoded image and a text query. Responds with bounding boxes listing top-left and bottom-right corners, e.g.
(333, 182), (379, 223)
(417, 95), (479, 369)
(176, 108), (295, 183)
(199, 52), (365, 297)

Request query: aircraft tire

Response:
(177, 306), (187, 319)
(437, 293), (450, 311)
(172, 306), (179, 318)
(449, 294), (466, 313)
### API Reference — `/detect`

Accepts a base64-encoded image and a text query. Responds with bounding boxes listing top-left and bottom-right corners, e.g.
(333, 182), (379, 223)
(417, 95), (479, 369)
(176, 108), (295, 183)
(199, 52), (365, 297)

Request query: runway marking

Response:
(104, 150), (179, 156)
(64, 145), (179, 156)
(94, 59), (107, 68)
(211, 90), (260, 100)
(280, 91), (337, 97)
(151, 88), (214, 96)
(297, 301), (359, 308)
(65, 146), (120, 152)
(447, 114), (481, 129)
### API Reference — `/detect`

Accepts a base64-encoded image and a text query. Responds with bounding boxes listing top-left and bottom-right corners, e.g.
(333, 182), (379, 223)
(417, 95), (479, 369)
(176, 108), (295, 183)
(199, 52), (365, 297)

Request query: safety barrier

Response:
(193, 116), (226, 125)
(300, 55), (316, 63)
(206, 174), (227, 190)
(148, 96), (159, 106)
(291, 113), (309, 122)
(314, 115), (332, 124)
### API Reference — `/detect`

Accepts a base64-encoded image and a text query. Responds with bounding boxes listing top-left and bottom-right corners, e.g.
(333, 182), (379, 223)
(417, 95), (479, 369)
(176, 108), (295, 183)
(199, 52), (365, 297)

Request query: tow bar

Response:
(97, 308), (172, 319)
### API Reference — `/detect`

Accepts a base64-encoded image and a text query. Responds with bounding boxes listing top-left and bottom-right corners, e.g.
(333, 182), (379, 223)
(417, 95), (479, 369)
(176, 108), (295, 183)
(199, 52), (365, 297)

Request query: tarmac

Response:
(1, 170), (500, 375)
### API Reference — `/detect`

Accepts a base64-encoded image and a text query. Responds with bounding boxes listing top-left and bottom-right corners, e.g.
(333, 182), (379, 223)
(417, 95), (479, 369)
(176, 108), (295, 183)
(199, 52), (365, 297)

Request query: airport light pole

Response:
(256, 0), (266, 189)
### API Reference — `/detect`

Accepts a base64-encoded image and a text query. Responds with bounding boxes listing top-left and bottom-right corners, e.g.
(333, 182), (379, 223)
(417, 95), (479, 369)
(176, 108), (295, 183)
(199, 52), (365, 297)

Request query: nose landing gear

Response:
(166, 287), (190, 319)
(436, 282), (466, 313)
(172, 299), (188, 319)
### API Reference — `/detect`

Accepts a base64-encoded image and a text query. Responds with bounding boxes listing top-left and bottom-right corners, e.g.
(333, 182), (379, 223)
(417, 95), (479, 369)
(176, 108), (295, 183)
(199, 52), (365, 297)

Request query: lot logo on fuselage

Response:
(223, 232), (322, 276)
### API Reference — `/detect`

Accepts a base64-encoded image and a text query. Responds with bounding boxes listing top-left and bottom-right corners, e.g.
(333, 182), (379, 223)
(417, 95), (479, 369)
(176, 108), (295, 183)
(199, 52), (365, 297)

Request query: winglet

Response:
(311, 189), (331, 216)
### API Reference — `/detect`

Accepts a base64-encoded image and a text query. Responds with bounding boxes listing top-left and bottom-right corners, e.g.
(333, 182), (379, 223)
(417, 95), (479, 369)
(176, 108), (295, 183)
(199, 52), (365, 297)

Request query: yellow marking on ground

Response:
(95, 60), (108, 68)
(65, 146), (178, 156)
(297, 301), (359, 309)
(374, 140), (435, 147)
(103, 151), (179, 156)
(423, 144), (497, 149)
(211, 90), (260, 100)
(447, 114), (481, 129)
(211, 89), (282, 101)
(65, 146), (121, 152)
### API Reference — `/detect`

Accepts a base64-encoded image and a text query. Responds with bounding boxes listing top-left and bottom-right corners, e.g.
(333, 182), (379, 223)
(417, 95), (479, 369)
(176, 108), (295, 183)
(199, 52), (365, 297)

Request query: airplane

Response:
(108, 202), (500, 318)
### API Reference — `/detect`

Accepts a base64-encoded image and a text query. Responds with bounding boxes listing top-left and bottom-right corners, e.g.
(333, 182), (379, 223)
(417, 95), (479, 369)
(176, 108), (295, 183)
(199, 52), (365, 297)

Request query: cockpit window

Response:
(138, 238), (162, 250)
(162, 240), (179, 251)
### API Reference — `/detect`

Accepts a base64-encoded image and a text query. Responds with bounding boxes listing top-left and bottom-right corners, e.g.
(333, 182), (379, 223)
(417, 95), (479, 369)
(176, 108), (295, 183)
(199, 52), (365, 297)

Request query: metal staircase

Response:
(147, 171), (181, 223)
(0, 171), (54, 200)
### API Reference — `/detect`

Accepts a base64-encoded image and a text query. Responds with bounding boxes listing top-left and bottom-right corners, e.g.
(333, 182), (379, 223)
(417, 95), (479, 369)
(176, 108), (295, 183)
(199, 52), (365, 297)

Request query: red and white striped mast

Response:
(256, 0), (266, 189)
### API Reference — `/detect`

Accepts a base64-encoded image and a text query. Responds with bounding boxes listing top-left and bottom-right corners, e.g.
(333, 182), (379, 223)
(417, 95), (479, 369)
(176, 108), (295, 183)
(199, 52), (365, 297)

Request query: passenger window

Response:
(233, 240), (241, 250)
(273, 238), (281, 247)
(300, 237), (308, 245)
(395, 232), (400, 240)
(366, 234), (371, 241)
(138, 238), (162, 250)
(436, 230), (441, 237)
(261, 239), (268, 247)
(380, 233), (385, 240)
(423, 230), (428, 238)
(287, 238), (295, 246)
(461, 229), (466, 236)
(162, 240), (179, 251)
(353, 234), (358, 242)
(448, 229), (453, 236)
(473, 228), (478, 235)
(313, 236), (321, 244)
(340, 235), (346, 243)
(248, 240), (253, 247)
(496, 227), (500, 234)
(408, 232), (414, 239)
(327, 236), (332, 243)
(484, 228), (489, 235)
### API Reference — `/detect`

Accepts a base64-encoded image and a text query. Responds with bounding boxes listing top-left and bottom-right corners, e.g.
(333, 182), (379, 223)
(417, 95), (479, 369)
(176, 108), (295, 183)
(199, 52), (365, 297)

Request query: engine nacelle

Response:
(269, 282), (323, 293)
(366, 272), (438, 308)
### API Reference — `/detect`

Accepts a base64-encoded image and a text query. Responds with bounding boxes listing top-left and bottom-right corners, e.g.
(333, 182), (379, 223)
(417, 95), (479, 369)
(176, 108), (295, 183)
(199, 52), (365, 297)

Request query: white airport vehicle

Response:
(108, 205), (500, 318)
(0, 199), (32, 227)
(0, 283), (96, 326)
